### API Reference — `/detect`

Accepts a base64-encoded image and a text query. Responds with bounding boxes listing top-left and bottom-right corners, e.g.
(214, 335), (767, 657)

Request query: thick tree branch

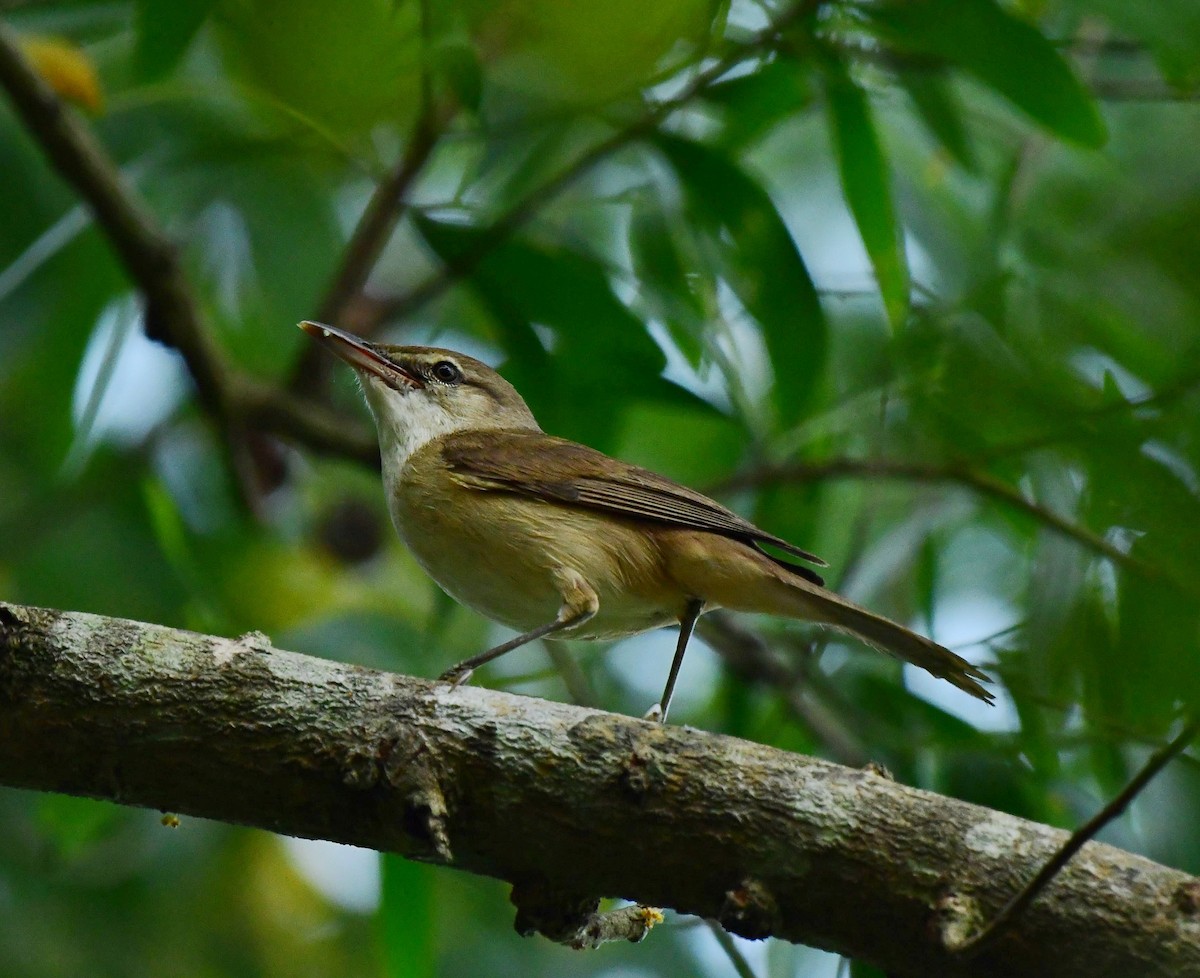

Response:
(2, 601), (1197, 977)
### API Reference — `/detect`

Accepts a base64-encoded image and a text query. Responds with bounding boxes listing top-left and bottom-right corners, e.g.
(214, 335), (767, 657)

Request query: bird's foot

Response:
(641, 703), (665, 723)
(437, 666), (475, 687)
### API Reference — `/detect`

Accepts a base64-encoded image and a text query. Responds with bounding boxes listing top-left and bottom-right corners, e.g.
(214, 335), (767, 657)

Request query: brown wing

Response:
(441, 429), (827, 585)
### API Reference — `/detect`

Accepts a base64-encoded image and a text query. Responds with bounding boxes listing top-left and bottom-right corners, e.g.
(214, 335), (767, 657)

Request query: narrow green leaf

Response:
(897, 70), (978, 171)
(413, 216), (552, 388)
(1115, 566), (1199, 728)
(655, 135), (827, 427)
(917, 535), (938, 634)
(142, 478), (226, 633)
(867, 0), (1106, 148)
(704, 55), (813, 149)
(823, 61), (910, 330)
(628, 207), (708, 367)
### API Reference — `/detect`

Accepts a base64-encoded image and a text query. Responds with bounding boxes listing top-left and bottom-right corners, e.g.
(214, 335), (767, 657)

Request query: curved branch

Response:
(0, 26), (381, 488)
(0, 24), (260, 495)
(1, 600), (1197, 977)
(954, 716), (1200, 958)
(0, 23), (227, 414)
(233, 375), (380, 467)
(313, 83), (445, 327)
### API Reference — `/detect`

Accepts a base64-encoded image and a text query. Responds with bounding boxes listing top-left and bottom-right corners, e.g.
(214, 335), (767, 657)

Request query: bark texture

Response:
(1, 601), (1198, 977)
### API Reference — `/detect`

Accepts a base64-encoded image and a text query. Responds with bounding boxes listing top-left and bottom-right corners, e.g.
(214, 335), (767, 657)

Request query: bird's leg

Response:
(643, 598), (704, 724)
(438, 569), (598, 687)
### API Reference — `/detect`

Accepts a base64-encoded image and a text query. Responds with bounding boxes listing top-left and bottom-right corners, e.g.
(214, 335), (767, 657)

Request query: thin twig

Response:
(315, 107), (447, 327)
(542, 642), (599, 709)
(316, 0), (443, 327)
(1092, 81), (1200, 102)
(975, 371), (1200, 466)
(287, 103), (447, 394)
(291, 0), (454, 395)
(232, 374), (379, 467)
(951, 716), (1200, 959)
(706, 920), (759, 978)
(715, 457), (1169, 588)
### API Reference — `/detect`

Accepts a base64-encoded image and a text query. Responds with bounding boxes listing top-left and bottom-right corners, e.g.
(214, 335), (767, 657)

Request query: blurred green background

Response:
(1, 1), (1198, 976)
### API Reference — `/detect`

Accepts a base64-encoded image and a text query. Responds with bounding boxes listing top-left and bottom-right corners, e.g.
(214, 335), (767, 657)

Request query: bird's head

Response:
(299, 320), (539, 470)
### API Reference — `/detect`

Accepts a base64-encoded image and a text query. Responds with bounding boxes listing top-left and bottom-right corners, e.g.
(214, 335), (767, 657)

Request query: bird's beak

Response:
(298, 321), (423, 390)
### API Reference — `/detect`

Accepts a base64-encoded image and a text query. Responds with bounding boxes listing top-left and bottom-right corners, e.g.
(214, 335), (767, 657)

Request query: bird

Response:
(300, 320), (993, 721)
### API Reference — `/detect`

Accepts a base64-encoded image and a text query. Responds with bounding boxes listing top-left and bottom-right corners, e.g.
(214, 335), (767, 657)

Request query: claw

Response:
(438, 666), (474, 687)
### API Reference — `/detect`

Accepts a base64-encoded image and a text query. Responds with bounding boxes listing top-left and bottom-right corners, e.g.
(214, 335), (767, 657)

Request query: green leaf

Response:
(917, 535), (938, 634)
(627, 207), (708, 367)
(134, 0), (216, 81)
(897, 70), (978, 171)
(189, 158), (342, 377)
(704, 55), (813, 149)
(1114, 564), (1200, 728)
(414, 215), (674, 447)
(867, 0), (1106, 148)
(822, 59), (910, 329)
(655, 134), (827, 427)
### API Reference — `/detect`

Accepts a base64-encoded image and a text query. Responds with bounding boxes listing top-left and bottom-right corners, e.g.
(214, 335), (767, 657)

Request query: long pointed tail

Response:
(664, 533), (995, 702)
(811, 591), (995, 703)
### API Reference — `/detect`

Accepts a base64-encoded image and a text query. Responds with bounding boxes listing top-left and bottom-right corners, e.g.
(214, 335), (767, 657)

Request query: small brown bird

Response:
(301, 321), (993, 720)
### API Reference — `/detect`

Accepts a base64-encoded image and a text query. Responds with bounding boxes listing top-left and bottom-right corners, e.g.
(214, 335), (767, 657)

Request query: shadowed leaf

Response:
(655, 134), (827, 427)
(823, 57), (910, 330)
(867, 0), (1106, 147)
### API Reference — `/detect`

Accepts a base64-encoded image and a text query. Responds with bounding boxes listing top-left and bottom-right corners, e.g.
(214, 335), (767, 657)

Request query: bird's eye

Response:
(430, 360), (462, 385)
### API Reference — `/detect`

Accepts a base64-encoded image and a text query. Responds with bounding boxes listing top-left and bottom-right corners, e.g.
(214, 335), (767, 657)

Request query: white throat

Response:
(360, 376), (463, 482)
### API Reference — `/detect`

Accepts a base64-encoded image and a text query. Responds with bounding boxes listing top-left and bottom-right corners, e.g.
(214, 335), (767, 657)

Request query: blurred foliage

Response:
(1, 0), (1199, 976)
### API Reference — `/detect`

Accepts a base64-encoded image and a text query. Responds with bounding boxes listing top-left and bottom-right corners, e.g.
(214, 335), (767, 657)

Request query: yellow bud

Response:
(18, 35), (104, 113)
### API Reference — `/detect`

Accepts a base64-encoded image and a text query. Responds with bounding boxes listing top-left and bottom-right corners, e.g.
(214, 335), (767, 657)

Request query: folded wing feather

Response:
(440, 429), (827, 585)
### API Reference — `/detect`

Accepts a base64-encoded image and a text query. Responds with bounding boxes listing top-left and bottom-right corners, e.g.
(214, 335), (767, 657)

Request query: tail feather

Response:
(815, 595), (995, 703)
(663, 531), (995, 702)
